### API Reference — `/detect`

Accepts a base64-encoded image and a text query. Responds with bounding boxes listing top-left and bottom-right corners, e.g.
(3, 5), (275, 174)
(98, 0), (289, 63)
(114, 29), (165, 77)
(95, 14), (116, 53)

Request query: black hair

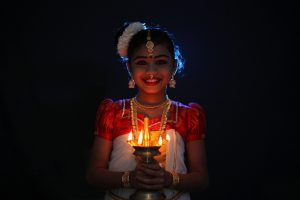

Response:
(114, 22), (185, 74)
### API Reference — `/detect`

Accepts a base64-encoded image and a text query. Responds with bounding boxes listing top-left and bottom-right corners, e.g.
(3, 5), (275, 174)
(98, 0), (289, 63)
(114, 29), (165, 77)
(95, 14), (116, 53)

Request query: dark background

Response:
(1, 0), (298, 199)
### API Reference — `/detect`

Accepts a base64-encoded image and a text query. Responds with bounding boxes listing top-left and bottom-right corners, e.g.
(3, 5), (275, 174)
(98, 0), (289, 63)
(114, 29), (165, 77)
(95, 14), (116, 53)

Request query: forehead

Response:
(131, 44), (172, 58)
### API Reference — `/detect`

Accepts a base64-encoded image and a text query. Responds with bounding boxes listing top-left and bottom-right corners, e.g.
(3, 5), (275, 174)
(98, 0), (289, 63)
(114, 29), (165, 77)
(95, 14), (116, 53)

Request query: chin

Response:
(141, 88), (164, 95)
(138, 83), (167, 95)
(143, 90), (162, 95)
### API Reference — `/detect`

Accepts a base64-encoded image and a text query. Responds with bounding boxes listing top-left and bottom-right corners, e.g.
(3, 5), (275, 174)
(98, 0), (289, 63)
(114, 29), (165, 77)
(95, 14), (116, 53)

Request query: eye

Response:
(156, 59), (168, 65)
(135, 60), (147, 65)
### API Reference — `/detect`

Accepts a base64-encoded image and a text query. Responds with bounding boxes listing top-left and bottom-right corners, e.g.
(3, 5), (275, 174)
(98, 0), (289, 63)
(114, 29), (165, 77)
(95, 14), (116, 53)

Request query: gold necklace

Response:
(133, 96), (169, 109)
(159, 100), (172, 131)
(130, 98), (172, 138)
(130, 98), (138, 135)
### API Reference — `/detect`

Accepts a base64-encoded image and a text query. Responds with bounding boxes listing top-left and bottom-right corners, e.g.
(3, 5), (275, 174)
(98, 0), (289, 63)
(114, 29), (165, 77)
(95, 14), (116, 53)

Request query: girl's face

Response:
(128, 44), (176, 96)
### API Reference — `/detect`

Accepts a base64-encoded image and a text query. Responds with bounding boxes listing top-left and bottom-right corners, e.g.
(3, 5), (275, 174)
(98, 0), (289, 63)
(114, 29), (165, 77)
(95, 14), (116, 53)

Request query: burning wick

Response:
(128, 131), (133, 141)
(158, 135), (162, 146)
(138, 130), (143, 145)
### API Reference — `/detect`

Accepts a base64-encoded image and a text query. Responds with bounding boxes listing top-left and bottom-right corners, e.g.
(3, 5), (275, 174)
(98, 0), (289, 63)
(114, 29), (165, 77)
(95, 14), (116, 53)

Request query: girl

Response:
(86, 21), (209, 200)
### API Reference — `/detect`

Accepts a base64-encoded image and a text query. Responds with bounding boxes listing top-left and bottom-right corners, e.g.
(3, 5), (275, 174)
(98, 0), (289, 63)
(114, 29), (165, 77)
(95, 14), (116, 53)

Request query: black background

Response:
(1, 0), (298, 199)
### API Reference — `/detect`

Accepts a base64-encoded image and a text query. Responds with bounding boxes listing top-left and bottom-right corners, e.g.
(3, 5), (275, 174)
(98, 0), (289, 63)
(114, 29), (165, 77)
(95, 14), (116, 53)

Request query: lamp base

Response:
(131, 146), (165, 200)
(130, 189), (165, 200)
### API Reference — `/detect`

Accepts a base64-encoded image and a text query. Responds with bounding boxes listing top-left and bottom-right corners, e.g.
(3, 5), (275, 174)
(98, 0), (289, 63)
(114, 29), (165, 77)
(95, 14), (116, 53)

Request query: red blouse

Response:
(95, 98), (206, 142)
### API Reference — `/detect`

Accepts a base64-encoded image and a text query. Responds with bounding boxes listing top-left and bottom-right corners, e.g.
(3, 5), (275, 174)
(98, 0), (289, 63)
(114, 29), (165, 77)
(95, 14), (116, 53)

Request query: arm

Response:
(86, 136), (123, 189)
(86, 136), (162, 190)
(176, 139), (209, 191)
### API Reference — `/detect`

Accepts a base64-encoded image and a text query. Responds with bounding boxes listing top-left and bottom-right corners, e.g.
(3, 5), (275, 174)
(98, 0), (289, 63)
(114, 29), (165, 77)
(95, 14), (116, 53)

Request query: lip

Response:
(143, 78), (161, 86)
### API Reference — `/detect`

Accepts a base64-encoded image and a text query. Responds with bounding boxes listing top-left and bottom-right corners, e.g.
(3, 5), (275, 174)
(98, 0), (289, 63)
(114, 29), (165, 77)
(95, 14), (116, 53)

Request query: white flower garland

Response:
(117, 22), (146, 58)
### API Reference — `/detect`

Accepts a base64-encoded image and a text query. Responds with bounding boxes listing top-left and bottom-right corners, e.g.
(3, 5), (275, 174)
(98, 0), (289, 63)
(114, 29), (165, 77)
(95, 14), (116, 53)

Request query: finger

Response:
(136, 162), (144, 170)
(141, 163), (161, 170)
(135, 164), (148, 175)
(136, 169), (148, 177)
(136, 176), (164, 185)
(139, 167), (165, 177)
(136, 182), (164, 190)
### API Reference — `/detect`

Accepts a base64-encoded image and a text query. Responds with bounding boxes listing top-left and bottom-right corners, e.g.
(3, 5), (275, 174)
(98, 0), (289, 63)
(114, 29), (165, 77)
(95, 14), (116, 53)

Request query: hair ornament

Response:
(117, 22), (146, 58)
(145, 29), (154, 57)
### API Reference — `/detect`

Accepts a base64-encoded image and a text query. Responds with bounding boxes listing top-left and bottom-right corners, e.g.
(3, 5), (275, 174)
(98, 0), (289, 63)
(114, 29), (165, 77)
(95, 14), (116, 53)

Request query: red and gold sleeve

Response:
(94, 98), (115, 141)
(186, 102), (207, 142)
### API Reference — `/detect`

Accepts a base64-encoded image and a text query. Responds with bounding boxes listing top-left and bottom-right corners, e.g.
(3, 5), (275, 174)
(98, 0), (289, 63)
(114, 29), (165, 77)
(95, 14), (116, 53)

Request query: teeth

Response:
(146, 79), (158, 83)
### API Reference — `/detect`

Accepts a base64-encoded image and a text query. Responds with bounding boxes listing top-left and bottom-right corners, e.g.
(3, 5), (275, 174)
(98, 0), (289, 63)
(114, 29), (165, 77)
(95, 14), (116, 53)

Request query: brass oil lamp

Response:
(127, 116), (166, 200)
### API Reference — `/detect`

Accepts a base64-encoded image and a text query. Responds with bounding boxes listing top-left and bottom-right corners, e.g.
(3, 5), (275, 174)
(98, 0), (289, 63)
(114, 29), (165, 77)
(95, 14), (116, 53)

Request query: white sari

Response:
(104, 129), (190, 200)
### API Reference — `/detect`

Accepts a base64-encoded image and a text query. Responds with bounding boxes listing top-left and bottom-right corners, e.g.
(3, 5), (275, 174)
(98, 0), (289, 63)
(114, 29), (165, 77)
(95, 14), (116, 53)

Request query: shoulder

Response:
(172, 100), (205, 115)
(172, 100), (207, 141)
(97, 98), (129, 112)
(172, 100), (206, 126)
(95, 98), (130, 125)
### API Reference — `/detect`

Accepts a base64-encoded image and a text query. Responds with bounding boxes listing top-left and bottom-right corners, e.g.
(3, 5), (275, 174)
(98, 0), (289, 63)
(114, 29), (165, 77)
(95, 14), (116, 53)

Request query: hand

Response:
(130, 162), (173, 190)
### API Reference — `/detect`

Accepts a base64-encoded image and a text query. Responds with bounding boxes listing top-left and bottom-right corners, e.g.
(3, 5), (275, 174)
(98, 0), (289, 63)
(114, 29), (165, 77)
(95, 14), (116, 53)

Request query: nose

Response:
(146, 62), (158, 72)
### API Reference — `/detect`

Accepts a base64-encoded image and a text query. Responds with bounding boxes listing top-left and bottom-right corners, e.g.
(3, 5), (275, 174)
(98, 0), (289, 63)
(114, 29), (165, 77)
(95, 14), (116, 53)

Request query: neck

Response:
(136, 92), (168, 106)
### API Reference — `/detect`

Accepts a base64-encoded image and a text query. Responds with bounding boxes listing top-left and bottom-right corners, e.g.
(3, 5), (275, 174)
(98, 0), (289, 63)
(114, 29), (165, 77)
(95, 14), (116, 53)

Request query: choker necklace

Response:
(133, 96), (169, 109)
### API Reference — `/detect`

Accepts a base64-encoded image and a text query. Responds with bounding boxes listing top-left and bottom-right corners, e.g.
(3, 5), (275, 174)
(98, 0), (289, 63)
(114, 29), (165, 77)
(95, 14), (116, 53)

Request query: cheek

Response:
(131, 66), (145, 74)
(161, 69), (173, 78)
(131, 71), (143, 80)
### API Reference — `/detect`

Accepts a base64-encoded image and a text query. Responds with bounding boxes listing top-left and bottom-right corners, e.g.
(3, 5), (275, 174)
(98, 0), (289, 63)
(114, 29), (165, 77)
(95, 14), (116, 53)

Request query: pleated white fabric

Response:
(104, 129), (190, 200)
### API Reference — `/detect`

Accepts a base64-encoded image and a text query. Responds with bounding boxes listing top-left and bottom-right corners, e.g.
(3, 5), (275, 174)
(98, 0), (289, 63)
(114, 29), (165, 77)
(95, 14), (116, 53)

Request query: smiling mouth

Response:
(143, 78), (161, 85)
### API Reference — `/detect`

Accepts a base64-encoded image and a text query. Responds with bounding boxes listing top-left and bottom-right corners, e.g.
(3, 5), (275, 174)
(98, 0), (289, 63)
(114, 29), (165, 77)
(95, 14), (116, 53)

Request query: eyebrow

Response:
(133, 54), (170, 61)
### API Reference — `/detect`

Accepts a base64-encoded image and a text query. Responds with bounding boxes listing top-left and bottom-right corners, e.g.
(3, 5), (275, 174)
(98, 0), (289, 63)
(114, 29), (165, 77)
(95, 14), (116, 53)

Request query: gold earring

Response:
(128, 79), (135, 88)
(169, 77), (176, 88)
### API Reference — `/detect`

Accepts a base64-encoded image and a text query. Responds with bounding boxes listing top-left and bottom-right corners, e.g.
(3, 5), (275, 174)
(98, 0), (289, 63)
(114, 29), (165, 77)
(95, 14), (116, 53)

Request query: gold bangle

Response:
(121, 171), (131, 188)
(171, 172), (180, 187)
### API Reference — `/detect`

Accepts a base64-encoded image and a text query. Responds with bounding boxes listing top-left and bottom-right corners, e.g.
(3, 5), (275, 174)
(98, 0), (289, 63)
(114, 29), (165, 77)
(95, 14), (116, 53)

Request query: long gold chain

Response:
(130, 98), (172, 139)
(130, 99), (138, 136)
(159, 100), (172, 131)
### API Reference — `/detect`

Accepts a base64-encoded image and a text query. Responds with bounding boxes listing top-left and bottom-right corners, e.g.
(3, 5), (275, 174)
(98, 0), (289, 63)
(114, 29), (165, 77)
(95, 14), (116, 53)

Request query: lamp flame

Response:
(138, 130), (143, 145)
(158, 135), (162, 146)
(166, 133), (170, 141)
(128, 131), (133, 141)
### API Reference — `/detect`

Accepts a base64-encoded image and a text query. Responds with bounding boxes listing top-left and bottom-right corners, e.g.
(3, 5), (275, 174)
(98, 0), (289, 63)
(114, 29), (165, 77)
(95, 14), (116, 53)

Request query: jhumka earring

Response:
(146, 29), (154, 57)
(128, 79), (135, 88)
(169, 76), (176, 88)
